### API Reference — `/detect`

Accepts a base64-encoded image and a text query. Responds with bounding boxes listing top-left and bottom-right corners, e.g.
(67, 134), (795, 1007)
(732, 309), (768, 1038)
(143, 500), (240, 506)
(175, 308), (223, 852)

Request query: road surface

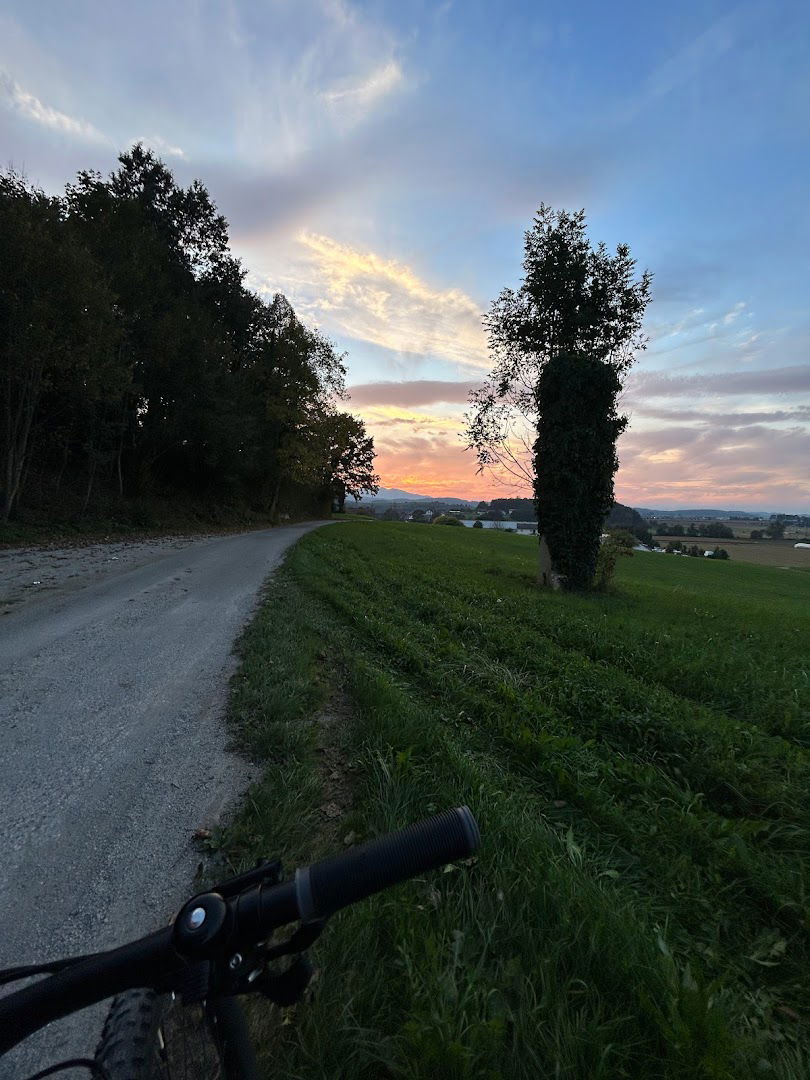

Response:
(0, 523), (329, 1078)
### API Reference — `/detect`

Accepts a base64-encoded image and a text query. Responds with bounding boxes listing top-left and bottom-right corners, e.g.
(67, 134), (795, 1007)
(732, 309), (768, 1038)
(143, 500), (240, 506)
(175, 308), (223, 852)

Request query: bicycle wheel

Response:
(94, 989), (227, 1079)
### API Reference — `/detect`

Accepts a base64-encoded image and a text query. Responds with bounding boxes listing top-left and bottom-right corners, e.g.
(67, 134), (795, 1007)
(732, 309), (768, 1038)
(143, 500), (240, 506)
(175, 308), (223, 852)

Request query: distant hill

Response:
(364, 487), (472, 505)
(634, 508), (766, 520)
(607, 503), (648, 530)
(367, 487), (430, 501)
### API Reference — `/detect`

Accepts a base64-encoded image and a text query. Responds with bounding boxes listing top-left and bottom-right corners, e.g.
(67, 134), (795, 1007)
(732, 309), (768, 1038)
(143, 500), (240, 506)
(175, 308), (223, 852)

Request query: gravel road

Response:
(0, 523), (329, 1078)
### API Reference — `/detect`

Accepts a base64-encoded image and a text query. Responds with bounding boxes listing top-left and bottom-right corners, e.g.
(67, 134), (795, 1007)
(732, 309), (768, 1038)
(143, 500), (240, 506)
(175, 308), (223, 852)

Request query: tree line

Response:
(1, 145), (378, 526)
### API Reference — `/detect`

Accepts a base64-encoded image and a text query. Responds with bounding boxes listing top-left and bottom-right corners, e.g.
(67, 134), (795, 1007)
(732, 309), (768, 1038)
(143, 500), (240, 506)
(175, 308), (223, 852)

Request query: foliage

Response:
(707, 547), (730, 560)
(605, 527), (636, 550)
(594, 533), (633, 589)
(658, 521), (734, 539)
(432, 514), (464, 526)
(222, 523), (810, 1079)
(472, 519), (484, 528)
(750, 530), (764, 540)
(0, 147), (376, 526)
(466, 205), (651, 590)
(766, 520), (787, 539)
(0, 173), (120, 520)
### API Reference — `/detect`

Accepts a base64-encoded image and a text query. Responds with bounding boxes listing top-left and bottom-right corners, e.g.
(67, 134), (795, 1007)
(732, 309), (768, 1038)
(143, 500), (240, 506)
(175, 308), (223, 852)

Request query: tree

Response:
(472, 519), (484, 528)
(1, 172), (120, 520)
(317, 412), (379, 512)
(466, 205), (651, 589)
(704, 521), (733, 539)
(765, 520), (786, 540)
(750, 529), (763, 540)
(605, 528), (636, 551)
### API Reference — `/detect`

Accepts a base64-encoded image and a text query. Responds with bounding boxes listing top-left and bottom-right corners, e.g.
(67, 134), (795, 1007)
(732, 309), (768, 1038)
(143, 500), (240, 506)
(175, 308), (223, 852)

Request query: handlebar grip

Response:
(294, 806), (480, 921)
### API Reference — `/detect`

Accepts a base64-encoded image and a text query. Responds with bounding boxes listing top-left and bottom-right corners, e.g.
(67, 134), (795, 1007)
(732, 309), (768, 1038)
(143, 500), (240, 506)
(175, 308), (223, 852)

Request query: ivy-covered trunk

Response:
(534, 353), (626, 590)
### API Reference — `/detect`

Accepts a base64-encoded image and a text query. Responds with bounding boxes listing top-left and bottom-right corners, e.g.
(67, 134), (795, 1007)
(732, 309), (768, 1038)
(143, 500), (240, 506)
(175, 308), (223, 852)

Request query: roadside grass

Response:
(220, 522), (809, 1079)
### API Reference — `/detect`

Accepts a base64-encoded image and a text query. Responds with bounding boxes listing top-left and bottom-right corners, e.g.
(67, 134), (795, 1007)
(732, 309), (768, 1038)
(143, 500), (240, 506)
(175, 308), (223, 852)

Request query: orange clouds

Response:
(354, 381), (810, 509)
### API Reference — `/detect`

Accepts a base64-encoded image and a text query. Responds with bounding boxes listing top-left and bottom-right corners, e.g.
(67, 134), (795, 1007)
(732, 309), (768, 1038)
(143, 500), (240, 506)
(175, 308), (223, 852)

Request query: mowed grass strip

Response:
(221, 522), (809, 1079)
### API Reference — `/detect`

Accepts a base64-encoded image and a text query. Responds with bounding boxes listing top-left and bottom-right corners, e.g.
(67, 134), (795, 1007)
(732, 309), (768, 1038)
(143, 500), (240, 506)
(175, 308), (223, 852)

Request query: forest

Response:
(1, 145), (377, 529)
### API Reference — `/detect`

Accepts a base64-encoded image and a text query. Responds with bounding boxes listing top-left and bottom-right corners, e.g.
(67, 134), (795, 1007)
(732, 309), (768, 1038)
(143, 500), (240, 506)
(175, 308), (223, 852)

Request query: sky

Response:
(2, 0), (808, 510)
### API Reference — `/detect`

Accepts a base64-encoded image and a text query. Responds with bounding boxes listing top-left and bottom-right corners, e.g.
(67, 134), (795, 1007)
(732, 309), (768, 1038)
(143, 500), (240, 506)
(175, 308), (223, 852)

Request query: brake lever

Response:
(211, 858), (283, 898)
(256, 954), (315, 1007)
(263, 919), (327, 960)
(218, 920), (327, 998)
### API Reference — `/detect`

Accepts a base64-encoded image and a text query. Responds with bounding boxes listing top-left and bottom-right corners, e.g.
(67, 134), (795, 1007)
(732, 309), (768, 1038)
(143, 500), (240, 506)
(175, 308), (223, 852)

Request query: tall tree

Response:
(466, 205), (651, 589)
(0, 173), (119, 520)
(317, 412), (379, 512)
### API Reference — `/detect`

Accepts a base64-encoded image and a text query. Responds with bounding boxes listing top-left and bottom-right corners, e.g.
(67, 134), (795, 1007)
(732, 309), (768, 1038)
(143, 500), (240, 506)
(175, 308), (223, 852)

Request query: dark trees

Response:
(0, 173), (120, 520)
(467, 205), (651, 589)
(1, 146), (376, 526)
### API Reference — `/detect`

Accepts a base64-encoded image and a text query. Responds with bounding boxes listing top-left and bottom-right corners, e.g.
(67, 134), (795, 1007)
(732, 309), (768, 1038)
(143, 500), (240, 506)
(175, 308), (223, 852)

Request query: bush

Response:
(433, 514), (464, 526)
(707, 547), (730, 560)
(595, 535), (632, 589)
(606, 528), (636, 550)
(472, 519), (484, 529)
(750, 530), (763, 540)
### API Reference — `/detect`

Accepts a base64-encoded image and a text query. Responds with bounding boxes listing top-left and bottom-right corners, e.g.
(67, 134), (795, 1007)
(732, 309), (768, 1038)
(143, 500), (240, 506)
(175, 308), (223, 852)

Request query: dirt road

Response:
(0, 523), (329, 1077)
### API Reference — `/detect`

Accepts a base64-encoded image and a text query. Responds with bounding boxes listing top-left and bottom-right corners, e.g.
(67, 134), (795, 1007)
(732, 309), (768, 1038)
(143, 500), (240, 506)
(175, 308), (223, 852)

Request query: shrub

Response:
(606, 528), (636, 550)
(472, 519), (484, 529)
(708, 547), (730, 560)
(594, 535), (633, 589)
(433, 514), (464, 526)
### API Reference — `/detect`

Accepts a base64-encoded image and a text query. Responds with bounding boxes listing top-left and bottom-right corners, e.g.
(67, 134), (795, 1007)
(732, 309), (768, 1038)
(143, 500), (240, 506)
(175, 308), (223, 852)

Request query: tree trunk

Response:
(2, 364), (43, 522)
(269, 478), (282, 522)
(81, 456), (97, 516)
(54, 438), (71, 493)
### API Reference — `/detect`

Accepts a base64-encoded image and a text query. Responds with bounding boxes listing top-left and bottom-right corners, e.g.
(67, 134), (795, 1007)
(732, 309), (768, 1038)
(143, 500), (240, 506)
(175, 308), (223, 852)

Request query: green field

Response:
(221, 522), (809, 1079)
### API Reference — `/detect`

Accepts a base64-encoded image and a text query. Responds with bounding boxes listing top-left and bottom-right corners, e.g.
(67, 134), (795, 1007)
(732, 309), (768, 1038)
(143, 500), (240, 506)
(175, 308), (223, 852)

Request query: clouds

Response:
(322, 59), (404, 117)
(268, 232), (489, 370)
(627, 365), (810, 399)
(617, 422), (810, 509)
(349, 380), (481, 407)
(0, 69), (107, 144)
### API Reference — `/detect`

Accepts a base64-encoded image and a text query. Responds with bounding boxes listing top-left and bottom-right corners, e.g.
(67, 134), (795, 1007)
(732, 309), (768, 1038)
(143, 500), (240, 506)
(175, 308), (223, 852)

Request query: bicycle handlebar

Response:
(0, 807), (480, 1057)
(295, 805), (480, 920)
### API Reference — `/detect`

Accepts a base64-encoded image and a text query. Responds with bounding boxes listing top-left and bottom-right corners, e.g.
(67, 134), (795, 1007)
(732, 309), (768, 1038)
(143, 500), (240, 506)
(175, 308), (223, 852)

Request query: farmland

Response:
(223, 522), (809, 1079)
(652, 535), (810, 569)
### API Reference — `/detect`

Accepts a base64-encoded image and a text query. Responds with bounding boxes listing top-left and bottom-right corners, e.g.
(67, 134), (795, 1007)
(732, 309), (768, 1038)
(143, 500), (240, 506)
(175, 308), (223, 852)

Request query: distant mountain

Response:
(634, 508), (767, 520)
(365, 487), (473, 505)
(367, 487), (430, 501)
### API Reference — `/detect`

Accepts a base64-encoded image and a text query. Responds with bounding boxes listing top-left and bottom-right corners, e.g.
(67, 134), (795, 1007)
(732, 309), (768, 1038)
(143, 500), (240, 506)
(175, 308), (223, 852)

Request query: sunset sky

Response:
(2, 0), (808, 510)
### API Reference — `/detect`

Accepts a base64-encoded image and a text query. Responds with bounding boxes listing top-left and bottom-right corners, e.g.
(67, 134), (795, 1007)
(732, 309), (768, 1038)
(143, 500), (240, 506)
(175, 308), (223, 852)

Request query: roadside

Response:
(0, 534), (216, 614)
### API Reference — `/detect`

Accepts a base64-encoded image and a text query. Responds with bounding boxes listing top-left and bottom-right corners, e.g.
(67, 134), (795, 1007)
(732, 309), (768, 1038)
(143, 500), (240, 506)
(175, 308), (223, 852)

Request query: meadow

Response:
(221, 522), (809, 1079)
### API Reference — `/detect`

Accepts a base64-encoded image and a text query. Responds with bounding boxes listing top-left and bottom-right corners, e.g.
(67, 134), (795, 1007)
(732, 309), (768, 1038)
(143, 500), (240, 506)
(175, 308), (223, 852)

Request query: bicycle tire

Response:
(94, 989), (226, 1079)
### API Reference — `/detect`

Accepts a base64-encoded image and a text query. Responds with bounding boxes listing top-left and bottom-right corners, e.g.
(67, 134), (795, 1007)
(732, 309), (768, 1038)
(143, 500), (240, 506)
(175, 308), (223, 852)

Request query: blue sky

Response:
(2, 0), (808, 507)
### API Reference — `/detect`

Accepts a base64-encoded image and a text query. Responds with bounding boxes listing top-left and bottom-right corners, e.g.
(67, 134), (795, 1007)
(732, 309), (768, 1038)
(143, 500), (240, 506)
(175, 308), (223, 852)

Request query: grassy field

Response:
(221, 522), (809, 1079)
(653, 535), (810, 569)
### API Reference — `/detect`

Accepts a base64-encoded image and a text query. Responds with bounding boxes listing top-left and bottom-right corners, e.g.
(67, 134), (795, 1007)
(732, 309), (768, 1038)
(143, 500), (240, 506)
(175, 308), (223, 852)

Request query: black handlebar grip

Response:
(294, 806), (480, 921)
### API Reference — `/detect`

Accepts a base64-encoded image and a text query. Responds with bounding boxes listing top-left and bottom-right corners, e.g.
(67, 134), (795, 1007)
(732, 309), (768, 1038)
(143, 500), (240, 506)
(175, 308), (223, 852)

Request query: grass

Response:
(220, 522), (809, 1079)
